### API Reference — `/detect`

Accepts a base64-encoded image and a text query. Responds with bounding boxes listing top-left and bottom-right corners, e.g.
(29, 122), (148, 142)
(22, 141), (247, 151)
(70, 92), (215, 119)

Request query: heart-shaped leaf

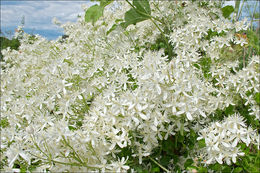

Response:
(123, 8), (150, 28)
(221, 5), (234, 19)
(133, 0), (151, 15)
(100, 0), (113, 8)
(85, 5), (103, 24)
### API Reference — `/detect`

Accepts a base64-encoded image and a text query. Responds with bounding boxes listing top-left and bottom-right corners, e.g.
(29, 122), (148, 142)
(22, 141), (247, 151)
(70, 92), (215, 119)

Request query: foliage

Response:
(0, 36), (20, 60)
(221, 5), (234, 19)
(1, 1), (259, 172)
(85, 0), (113, 24)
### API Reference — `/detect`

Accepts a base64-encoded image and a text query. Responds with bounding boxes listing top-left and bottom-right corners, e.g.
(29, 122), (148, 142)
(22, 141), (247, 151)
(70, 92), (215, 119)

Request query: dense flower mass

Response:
(197, 113), (259, 165)
(1, 1), (259, 172)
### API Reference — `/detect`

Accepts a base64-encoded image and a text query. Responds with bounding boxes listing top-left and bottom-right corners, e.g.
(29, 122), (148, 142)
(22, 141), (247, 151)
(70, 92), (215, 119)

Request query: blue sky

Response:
(0, 1), (95, 40)
(0, 1), (259, 40)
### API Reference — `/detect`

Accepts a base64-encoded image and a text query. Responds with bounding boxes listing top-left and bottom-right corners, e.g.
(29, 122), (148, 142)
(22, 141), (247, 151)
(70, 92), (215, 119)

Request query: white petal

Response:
(199, 110), (206, 118)
(213, 143), (220, 151)
(123, 83), (127, 90)
(128, 103), (135, 110)
(151, 125), (157, 132)
(117, 141), (125, 148)
(172, 106), (177, 114)
(232, 138), (238, 147)
(154, 117), (158, 127)
(132, 116), (140, 125)
(109, 142), (116, 150)
(163, 92), (168, 101)
(141, 74), (151, 80)
(186, 112), (193, 120)
(63, 88), (67, 95)
(216, 122), (221, 127)
(216, 154), (223, 164)
(64, 83), (73, 87)
(197, 136), (203, 140)
(158, 133), (163, 140)
(156, 84), (161, 95)
(176, 110), (185, 115)
(139, 113), (148, 120)
(206, 157), (213, 164)
(136, 104), (143, 112)
(78, 95), (83, 100)
(222, 142), (230, 148)
(19, 152), (30, 164)
(232, 155), (237, 163)
(9, 153), (19, 168)
(226, 158), (231, 165)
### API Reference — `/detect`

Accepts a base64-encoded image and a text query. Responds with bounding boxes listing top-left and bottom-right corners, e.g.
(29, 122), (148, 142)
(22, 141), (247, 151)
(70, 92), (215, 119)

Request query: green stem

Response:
(87, 142), (101, 162)
(43, 138), (53, 163)
(31, 136), (50, 159)
(233, 0), (241, 23)
(61, 135), (85, 165)
(29, 152), (98, 169)
(175, 135), (178, 148)
(243, 47), (246, 68)
(149, 156), (170, 172)
(149, 19), (173, 58)
(125, 0), (135, 8)
(152, 2), (163, 18)
(125, 0), (172, 59)
(250, 1), (258, 30)
(30, 135), (98, 170)
(237, 0), (245, 21)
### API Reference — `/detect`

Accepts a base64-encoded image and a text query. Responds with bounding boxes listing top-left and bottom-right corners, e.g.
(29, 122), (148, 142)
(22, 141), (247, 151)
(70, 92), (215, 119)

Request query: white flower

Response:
(197, 113), (258, 165)
(1, 1), (258, 171)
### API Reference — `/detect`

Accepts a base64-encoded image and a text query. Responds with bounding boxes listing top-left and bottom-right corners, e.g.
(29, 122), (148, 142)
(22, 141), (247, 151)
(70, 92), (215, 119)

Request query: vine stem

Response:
(28, 152), (98, 169)
(124, 0), (173, 59)
(250, 1), (258, 30)
(30, 135), (98, 170)
(237, 0), (245, 21)
(149, 156), (170, 172)
(149, 19), (173, 58)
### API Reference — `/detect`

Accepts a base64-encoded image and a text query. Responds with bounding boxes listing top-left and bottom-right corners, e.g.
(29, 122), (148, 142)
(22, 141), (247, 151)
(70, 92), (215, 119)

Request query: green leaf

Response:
(222, 166), (231, 172)
(122, 0), (151, 28)
(106, 24), (118, 35)
(115, 19), (124, 23)
(233, 167), (243, 173)
(198, 139), (206, 148)
(234, 0), (241, 14)
(133, 0), (151, 15)
(221, 5), (234, 18)
(160, 155), (172, 167)
(0, 117), (9, 128)
(100, 0), (113, 8)
(210, 163), (222, 171)
(85, 5), (104, 24)
(106, 19), (124, 35)
(184, 159), (193, 168)
(123, 8), (150, 28)
(225, 105), (234, 115)
(198, 167), (207, 173)
(254, 12), (260, 19)
(180, 123), (184, 136)
(152, 166), (160, 173)
(254, 92), (260, 104)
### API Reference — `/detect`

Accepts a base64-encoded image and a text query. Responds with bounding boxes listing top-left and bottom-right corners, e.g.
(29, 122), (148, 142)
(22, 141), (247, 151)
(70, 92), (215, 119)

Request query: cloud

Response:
(1, 1), (96, 39)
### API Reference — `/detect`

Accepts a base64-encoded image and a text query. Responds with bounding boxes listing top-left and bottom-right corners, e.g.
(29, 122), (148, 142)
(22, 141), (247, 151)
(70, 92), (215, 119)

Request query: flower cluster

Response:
(197, 113), (259, 165)
(0, 1), (259, 172)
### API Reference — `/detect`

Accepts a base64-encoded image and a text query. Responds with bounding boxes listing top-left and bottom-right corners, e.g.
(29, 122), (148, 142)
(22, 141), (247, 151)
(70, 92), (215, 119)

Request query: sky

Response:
(0, 1), (259, 40)
(0, 1), (95, 40)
